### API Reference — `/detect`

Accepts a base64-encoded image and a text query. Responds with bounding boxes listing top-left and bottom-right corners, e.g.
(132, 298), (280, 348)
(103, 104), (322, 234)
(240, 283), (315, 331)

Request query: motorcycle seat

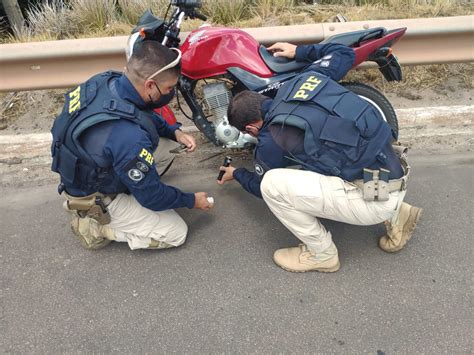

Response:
(320, 27), (386, 47)
(227, 67), (296, 93)
(259, 45), (308, 74)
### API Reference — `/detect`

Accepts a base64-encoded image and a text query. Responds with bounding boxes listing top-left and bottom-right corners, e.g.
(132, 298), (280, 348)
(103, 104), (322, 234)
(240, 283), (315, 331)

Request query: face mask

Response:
(146, 83), (175, 109)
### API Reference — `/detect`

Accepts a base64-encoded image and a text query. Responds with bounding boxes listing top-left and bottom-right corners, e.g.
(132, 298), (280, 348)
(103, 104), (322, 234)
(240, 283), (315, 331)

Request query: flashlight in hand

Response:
(217, 156), (232, 181)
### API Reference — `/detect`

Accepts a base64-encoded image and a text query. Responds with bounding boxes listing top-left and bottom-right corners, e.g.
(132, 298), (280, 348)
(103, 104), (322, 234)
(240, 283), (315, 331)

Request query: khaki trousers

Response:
(153, 136), (179, 175)
(104, 193), (188, 250)
(260, 168), (406, 253)
(67, 137), (187, 250)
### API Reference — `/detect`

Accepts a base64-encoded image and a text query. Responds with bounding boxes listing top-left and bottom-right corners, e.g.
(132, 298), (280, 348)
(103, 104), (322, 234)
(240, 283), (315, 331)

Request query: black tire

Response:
(341, 81), (399, 140)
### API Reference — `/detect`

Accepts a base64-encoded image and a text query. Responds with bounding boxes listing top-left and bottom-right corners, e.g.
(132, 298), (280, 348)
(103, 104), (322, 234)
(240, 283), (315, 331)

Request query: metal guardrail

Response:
(0, 15), (472, 92)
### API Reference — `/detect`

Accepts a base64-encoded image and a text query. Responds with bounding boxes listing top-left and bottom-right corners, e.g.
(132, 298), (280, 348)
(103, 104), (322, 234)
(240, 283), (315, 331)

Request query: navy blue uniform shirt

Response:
(75, 74), (196, 211)
(233, 43), (356, 198)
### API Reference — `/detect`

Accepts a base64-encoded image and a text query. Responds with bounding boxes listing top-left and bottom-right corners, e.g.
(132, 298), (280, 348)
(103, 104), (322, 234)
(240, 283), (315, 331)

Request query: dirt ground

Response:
(0, 70), (472, 135)
(0, 73), (472, 189)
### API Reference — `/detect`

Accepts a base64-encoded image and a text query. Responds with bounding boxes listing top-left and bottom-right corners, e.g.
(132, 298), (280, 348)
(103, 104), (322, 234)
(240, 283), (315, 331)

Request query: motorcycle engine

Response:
(202, 82), (257, 148)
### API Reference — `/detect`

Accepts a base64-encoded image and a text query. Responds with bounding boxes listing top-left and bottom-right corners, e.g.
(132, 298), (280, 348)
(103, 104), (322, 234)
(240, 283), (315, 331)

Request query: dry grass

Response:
(0, 90), (64, 128)
(70, 0), (117, 31)
(345, 63), (474, 97)
(117, 0), (170, 25)
(22, 0), (76, 40)
(202, 0), (251, 25)
(2, 0), (471, 41)
(251, 0), (297, 18)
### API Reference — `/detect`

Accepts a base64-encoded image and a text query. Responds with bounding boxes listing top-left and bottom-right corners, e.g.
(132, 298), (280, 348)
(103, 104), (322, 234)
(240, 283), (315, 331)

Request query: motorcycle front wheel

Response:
(341, 81), (399, 140)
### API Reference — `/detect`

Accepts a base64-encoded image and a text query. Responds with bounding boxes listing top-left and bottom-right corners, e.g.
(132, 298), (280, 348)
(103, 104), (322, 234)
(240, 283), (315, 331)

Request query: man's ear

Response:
(245, 124), (259, 137)
(144, 79), (155, 91)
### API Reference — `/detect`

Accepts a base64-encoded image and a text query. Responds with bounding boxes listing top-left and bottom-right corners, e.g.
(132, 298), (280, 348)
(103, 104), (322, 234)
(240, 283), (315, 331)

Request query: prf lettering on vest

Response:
(68, 86), (81, 114)
(293, 76), (322, 100)
(139, 148), (154, 165)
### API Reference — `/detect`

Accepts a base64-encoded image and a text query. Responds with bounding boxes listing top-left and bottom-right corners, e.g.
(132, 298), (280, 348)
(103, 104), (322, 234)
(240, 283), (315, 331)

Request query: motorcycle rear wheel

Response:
(341, 81), (399, 140)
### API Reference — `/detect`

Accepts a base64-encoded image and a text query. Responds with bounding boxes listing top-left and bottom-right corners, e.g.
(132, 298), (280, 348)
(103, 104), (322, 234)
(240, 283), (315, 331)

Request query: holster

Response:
(63, 192), (115, 225)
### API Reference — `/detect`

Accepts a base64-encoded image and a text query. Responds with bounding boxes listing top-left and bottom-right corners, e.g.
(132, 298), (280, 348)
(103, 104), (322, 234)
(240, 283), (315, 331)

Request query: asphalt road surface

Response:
(1, 152), (472, 353)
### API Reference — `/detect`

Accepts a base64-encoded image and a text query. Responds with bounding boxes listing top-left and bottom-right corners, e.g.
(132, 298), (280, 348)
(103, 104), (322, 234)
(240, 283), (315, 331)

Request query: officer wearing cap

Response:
(218, 42), (422, 273)
(51, 40), (213, 250)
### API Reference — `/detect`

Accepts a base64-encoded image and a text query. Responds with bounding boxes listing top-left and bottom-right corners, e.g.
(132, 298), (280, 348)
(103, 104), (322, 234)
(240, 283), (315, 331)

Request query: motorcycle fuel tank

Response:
(180, 26), (273, 80)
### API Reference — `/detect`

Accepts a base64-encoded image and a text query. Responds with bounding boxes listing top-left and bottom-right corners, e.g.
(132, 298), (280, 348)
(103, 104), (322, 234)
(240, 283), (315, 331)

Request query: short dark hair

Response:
(227, 91), (267, 131)
(127, 41), (181, 82)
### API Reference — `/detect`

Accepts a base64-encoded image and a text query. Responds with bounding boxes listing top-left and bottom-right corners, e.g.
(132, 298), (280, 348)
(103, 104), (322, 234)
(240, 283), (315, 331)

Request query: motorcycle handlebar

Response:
(160, 1), (206, 47)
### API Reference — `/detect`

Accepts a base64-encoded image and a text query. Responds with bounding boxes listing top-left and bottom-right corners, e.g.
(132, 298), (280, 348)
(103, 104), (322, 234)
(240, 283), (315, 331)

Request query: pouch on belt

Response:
(363, 168), (390, 201)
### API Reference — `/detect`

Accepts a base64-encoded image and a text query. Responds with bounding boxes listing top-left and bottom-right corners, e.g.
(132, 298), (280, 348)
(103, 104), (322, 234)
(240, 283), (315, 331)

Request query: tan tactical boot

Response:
(379, 202), (423, 253)
(147, 239), (175, 249)
(70, 215), (113, 250)
(273, 243), (340, 273)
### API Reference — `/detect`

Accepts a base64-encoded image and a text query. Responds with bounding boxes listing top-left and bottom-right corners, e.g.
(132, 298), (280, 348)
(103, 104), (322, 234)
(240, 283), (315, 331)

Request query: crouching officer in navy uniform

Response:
(218, 42), (422, 273)
(51, 41), (213, 250)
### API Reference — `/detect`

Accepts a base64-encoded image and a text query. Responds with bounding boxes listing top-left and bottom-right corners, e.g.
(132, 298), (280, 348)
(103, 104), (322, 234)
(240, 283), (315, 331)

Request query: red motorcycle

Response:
(130, 0), (406, 148)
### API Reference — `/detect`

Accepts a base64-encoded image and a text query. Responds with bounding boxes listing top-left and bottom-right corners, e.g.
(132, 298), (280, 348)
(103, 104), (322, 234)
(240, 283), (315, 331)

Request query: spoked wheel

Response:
(341, 81), (399, 140)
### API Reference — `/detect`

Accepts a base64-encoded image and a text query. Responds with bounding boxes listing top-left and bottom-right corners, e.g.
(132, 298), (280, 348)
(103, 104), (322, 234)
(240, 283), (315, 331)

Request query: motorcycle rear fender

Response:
(351, 27), (407, 67)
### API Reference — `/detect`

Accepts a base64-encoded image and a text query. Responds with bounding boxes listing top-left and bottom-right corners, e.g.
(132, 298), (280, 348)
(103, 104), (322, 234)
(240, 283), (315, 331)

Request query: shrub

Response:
(252, 0), (297, 18)
(69, 0), (117, 31)
(202, 0), (251, 25)
(26, 0), (77, 39)
(117, 0), (170, 25)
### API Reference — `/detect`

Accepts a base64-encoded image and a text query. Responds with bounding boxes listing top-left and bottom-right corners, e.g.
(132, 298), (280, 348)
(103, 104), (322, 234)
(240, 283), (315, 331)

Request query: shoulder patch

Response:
(290, 75), (324, 101)
(122, 154), (153, 181)
(136, 161), (149, 173)
(138, 148), (154, 165)
(255, 163), (264, 176)
(128, 168), (144, 182)
(68, 86), (82, 114)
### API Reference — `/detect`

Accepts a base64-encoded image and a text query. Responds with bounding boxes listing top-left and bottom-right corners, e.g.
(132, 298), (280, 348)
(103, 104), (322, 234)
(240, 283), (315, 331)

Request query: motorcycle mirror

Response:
(132, 9), (163, 33)
(130, 9), (167, 44)
(171, 0), (202, 9)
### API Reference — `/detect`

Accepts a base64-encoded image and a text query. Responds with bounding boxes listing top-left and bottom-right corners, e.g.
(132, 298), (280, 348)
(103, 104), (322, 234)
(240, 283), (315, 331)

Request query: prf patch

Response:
(293, 75), (322, 100)
(68, 86), (81, 114)
(139, 148), (154, 165)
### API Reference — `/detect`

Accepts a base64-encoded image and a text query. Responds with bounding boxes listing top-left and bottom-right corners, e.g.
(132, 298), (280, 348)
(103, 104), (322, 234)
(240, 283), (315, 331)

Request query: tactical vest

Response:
(265, 71), (393, 181)
(51, 71), (159, 194)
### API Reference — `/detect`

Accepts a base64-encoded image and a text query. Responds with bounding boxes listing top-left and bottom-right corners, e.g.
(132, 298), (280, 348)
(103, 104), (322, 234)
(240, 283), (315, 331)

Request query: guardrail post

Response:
(2, 0), (25, 31)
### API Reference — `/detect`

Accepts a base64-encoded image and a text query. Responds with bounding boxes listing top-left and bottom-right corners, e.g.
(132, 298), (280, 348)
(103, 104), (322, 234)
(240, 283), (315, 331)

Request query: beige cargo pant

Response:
(260, 168), (406, 253)
(68, 137), (188, 250)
